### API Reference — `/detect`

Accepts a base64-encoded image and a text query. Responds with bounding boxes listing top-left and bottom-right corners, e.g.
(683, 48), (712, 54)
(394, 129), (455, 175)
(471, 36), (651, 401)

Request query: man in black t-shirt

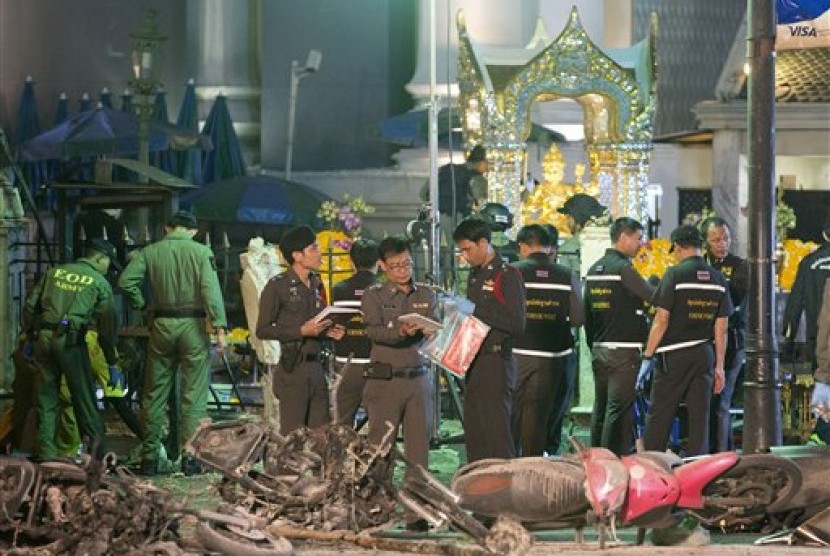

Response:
(700, 217), (749, 452)
(330, 239), (380, 426)
(585, 218), (655, 455)
(639, 225), (733, 456)
(511, 224), (584, 456)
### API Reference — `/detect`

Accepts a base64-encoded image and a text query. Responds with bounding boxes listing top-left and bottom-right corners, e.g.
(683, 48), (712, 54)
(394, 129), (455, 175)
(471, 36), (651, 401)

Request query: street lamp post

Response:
(285, 50), (322, 181)
(128, 9), (167, 237)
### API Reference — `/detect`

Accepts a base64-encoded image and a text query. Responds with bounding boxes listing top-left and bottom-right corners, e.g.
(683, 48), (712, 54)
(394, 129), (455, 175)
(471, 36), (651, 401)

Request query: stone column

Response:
(186, 0), (261, 166)
(711, 129), (746, 256)
(0, 186), (28, 390)
(406, 0), (539, 101)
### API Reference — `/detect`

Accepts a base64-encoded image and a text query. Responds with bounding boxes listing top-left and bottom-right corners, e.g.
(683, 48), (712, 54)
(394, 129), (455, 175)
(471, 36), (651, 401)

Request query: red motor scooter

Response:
(452, 440), (803, 548)
(571, 438), (738, 546)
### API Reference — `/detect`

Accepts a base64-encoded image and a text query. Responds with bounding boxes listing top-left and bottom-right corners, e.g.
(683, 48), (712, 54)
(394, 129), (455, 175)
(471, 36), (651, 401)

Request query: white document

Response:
(398, 313), (443, 333)
(312, 305), (362, 324)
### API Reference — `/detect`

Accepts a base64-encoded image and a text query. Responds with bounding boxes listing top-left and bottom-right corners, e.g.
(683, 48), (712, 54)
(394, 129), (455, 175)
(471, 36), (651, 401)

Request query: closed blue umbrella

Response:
(150, 89), (175, 173)
(99, 88), (114, 109)
(78, 92), (92, 113)
(115, 90), (136, 181)
(175, 79), (204, 185)
(15, 76), (48, 192)
(75, 92), (93, 180)
(46, 93), (70, 183)
(201, 94), (246, 183)
(121, 90), (134, 113)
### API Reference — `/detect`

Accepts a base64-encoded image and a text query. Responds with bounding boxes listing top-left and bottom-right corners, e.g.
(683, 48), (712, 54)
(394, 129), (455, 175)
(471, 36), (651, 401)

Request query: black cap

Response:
(279, 225), (317, 261)
(670, 224), (705, 250)
(168, 210), (198, 229)
(87, 238), (121, 270)
(557, 194), (606, 226)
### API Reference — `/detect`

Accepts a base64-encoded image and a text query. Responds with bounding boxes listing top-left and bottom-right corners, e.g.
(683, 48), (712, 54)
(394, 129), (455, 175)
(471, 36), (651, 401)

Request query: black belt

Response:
(154, 309), (206, 318)
(391, 366), (427, 379)
(484, 344), (512, 356)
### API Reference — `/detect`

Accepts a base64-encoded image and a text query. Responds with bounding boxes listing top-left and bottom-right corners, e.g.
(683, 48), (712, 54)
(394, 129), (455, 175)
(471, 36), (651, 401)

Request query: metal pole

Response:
(743, 0), (782, 453)
(286, 60), (300, 181)
(428, 0), (442, 444)
(427, 0), (440, 284)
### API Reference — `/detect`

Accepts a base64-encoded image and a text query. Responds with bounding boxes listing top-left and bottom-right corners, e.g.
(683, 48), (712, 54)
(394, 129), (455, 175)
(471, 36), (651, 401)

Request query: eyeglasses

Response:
(386, 260), (413, 271)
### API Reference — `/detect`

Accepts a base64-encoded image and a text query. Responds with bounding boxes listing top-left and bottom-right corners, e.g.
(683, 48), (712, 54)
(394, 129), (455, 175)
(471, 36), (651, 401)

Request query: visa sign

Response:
(777, 0), (830, 49)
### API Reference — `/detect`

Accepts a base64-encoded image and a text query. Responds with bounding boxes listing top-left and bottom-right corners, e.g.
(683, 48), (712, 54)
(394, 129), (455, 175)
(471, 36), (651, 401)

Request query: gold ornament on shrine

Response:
(455, 6), (658, 234)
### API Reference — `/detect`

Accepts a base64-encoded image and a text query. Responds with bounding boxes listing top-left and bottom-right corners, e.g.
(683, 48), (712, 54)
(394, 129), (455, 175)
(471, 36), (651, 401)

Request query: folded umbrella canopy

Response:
(19, 105), (211, 162)
(201, 94), (246, 183)
(175, 78), (204, 185)
(15, 77), (48, 190)
(150, 89), (175, 174)
(378, 106), (565, 148)
(179, 174), (330, 226)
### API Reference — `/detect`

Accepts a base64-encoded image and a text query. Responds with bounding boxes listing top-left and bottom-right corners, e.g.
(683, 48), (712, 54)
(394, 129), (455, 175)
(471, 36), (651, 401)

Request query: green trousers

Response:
(141, 317), (210, 464)
(34, 331), (106, 459)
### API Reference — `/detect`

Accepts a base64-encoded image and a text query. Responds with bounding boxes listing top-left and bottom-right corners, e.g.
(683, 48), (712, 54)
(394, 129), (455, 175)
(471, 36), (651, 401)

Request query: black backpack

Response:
(437, 163), (474, 217)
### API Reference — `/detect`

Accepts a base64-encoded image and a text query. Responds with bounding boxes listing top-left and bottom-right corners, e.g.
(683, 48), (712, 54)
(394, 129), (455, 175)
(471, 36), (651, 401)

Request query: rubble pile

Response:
(0, 457), (189, 556)
(190, 421), (399, 531)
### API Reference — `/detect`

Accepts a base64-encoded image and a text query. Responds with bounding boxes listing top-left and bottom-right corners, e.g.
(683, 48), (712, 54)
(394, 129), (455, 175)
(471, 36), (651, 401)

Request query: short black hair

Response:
(610, 217), (644, 243)
(279, 225), (317, 264)
(350, 238), (379, 270)
(543, 224), (559, 247)
(168, 210), (198, 229)
(516, 224), (550, 247)
(467, 144), (486, 163)
(670, 224), (705, 249)
(452, 217), (491, 244)
(700, 216), (731, 235)
(377, 235), (411, 262)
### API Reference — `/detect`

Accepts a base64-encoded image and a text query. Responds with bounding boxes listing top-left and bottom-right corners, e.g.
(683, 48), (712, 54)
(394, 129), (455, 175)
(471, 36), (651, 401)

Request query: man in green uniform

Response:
(118, 211), (227, 475)
(23, 239), (121, 460)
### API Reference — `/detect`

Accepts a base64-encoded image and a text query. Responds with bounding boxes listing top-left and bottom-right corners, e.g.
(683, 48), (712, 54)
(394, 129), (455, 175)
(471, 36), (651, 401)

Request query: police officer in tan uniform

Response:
(361, 235), (438, 531)
(640, 225), (733, 456)
(330, 238), (379, 426)
(453, 217), (526, 463)
(256, 226), (345, 434)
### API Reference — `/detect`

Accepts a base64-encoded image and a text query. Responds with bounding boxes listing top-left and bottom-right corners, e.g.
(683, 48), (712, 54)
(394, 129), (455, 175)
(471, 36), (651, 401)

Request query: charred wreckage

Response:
(2, 420), (830, 555)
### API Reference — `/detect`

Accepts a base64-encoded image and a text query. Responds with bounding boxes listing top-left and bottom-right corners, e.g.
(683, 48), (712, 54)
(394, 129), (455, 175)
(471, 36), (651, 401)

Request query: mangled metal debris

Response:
(1, 421), (528, 555)
(0, 455), (191, 555)
(186, 419), (504, 553)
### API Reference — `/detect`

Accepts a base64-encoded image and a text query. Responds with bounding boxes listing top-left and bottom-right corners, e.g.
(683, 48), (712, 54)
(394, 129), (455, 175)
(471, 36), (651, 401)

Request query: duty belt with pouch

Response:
(484, 337), (513, 357)
(41, 318), (84, 346)
(279, 340), (303, 373)
(364, 363), (427, 380)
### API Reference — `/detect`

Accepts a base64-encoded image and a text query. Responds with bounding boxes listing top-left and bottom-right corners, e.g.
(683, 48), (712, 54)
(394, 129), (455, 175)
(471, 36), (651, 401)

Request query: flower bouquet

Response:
(316, 194), (375, 300)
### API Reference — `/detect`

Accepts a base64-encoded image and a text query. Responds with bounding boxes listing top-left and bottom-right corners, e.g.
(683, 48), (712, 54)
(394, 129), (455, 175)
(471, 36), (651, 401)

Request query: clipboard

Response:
(398, 313), (443, 333)
(312, 305), (362, 324)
